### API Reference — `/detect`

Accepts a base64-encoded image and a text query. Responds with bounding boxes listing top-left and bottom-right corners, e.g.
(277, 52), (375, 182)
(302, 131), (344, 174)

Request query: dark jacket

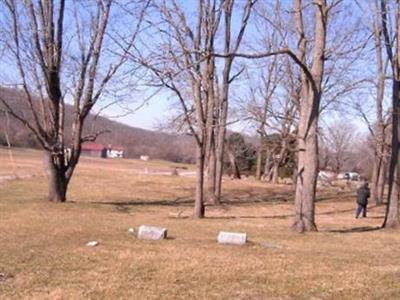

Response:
(357, 185), (370, 206)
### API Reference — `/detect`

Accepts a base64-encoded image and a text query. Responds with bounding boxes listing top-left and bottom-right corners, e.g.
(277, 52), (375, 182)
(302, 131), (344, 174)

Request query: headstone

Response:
(127, 228), (135, 235)
(86, 241), (99, 247)
(217, 231), (247, 245)
(138, 225), (167, 240)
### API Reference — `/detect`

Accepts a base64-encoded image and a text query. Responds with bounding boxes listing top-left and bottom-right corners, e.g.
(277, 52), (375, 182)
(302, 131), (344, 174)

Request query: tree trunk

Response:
(263, 150), (272, 180)
(255, 144), (263, 180)
(371, 155), (381, 205)
(380, 0), (400, 229)
(206, 143), (218, 204)
(372, 0), (386, 206)
(291, 0), (326, 232)
(227, 149), (241, 179)
(271, 162), (279, 184)
(46, 152), (68, 202)
(292, 101), (319, 232)
(384, 168), (399, 228)
(194, 145), (205, 218)
(383, 82), (400, 228)
(214, 106), (227, 203)
(377, 159), (386, 205)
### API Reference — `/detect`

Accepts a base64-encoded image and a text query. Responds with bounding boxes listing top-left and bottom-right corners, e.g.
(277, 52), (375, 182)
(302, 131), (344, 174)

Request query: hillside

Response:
(0, 87), (195, 163)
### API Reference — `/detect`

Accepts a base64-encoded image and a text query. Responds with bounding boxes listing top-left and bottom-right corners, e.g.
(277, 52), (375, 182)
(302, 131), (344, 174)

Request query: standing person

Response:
(356, 182), (370, 218)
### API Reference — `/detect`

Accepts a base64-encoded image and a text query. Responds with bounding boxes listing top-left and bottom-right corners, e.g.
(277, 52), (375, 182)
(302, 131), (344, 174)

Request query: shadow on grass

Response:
(205, 214), (293, 220)
(93, 197), (194, 208)
(326, 226), (382, 233)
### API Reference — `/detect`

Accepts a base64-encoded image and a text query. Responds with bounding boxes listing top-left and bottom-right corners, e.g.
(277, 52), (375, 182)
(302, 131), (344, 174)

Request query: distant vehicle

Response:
(337, 172), (360, 181)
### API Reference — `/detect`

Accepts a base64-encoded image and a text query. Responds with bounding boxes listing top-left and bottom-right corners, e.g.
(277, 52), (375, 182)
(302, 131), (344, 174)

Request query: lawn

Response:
(0, 147), (399, 299)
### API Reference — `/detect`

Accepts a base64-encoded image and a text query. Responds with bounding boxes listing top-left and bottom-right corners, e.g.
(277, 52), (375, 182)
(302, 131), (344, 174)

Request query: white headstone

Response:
(217, 231), (247, 245)
(127, 228), (135, 235)
(86, 241), (99, 247)
(138, 225), (167, 240)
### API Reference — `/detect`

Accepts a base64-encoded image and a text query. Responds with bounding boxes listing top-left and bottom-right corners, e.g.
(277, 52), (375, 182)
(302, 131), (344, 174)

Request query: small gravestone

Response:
(86, 241), (99, 247)
(138, 225), (167, 240)
(217, 231), (247, 245)
(127, 228), (135, 235)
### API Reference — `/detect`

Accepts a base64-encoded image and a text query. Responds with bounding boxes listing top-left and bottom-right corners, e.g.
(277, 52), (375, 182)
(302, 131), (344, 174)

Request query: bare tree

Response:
(322, 122), (355, 174)
(380, 0), (400, 228)
(370, 0), (390, 206)
(132, 0), (224, 217)
(0, 0), (148, 202)
(212, 0), (257, 204)
(242, 55), (283, 181)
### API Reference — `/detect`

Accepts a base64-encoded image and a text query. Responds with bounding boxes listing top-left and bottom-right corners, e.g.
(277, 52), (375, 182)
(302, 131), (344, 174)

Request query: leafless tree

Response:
(211, 0), (258, 204)
(380, 0), (400, 228)
(0, 0), (148, 202)
(323, 122), (355, 174)
(131, 0), (224, 217)
(132, 0), (256, 216)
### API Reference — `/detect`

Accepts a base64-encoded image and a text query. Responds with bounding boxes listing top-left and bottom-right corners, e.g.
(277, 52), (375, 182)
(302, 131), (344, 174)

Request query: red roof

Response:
(110, 145), (124, 151)
(82, 143), (106, 151)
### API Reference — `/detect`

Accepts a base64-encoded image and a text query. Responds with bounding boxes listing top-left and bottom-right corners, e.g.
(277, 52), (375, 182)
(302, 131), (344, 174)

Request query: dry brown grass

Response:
(1, 148), (400, 299)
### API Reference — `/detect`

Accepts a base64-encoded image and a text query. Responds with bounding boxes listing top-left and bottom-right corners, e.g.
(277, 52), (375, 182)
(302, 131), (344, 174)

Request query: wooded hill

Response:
(0, 87), (195, 163)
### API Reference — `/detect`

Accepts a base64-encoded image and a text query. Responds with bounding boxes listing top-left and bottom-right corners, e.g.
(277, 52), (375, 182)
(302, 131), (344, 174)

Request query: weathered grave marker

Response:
(138, 225), (167, 240)
(217, 231), (247, 245)
(86, 241), (99, 247)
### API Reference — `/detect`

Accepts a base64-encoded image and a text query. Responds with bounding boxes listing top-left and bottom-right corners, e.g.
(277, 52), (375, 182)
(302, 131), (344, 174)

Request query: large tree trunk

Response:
(194, 146), (205, 218)
(292, 97), (319, 232)
(382, 0), (400, 229)
(292, 0), (326, 233)
(383, 83), (400, 228)
(46, 152), (68, 202)
(384, 168), (399, 228)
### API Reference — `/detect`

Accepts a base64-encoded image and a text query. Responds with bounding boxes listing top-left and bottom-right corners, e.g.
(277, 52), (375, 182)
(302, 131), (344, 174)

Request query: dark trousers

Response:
(356, 204), (367, 218)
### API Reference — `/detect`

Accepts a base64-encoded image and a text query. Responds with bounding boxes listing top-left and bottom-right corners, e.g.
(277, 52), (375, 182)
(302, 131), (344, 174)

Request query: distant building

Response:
(140, 155), (150, 161)
(107, 144), (124, 158)
(81, 143), (124, 158)
(81, 143), (107, 158)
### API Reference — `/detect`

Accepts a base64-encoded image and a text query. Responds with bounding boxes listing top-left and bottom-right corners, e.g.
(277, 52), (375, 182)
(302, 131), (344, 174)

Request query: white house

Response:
(107, 145), (124, 158)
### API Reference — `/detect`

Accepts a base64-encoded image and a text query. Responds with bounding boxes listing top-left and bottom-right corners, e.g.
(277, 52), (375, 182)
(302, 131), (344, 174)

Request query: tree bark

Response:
(46, 152), (68, 202)
(371, 156), (381, 205)
(292, 0), (326, 232)
(381, 0), (400, 228)
(383, 81), (400, 228)
(206, 141), (218, 204)
(255, 143), (263, 180)
(194, 146), (205, 218)
(371, 1), (386, 206)
(271, 162), (279, 184)
(227, 149), (241, 179)
(377, 159), (386, 204)
(292, 96), (319, 232)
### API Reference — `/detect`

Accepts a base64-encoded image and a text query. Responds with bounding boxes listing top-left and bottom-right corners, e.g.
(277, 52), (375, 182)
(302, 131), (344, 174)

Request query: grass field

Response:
(1, 147), (399, 299)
